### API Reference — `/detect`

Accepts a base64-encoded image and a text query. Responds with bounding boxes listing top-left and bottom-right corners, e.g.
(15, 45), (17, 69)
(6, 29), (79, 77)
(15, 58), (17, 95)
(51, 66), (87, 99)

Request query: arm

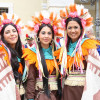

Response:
(26, 64), (36, 99)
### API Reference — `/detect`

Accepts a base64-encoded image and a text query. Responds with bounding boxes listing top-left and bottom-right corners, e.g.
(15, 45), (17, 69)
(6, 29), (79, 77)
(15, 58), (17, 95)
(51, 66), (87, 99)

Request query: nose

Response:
(45, 33), (49, 37)
(71, 28), (75, 32)
(10, 31), (14, 35)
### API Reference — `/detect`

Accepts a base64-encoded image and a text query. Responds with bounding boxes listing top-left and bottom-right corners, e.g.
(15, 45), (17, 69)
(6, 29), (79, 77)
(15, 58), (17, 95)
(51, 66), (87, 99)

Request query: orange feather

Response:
(33, 17), (41, 24)
(60, 10), (66, 18)
(65, 6), (69, 16)
(12, 14), (14, 20)
(39, 13), (44, 20)
(80, 9), (84, 16)
(74, 4), (77, 12)
(18, 63), (23, 74)
(69, 5), (73, 12)
(25, 25), (34, 31)
(2, 13), (7, 19)
(0, 17), (2, 25)
(86, 17), (93, 22)
(86, 22), (93, 26)
(49, 12), (53, 21)
(16, 18), (21, 25)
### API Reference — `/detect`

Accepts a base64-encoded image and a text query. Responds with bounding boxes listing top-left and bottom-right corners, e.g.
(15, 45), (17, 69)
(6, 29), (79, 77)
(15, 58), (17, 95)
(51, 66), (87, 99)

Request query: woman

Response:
(54, 4), (100, 100)
(22, 12), (63, 100)
(0, 13), (25, 100)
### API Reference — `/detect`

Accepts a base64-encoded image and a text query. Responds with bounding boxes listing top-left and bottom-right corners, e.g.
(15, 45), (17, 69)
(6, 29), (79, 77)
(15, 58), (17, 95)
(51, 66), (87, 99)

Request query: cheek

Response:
(4, 34), (9, 41)
(38, 33), (43, 39)
(49, 35), (53, 42)
(78, 30), (81, 36)
(67, 31), (71, 37)
(67, 29), (70, 34)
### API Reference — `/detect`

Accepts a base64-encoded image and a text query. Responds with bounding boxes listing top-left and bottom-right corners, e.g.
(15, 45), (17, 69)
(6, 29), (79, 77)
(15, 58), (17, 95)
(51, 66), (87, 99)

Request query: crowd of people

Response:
(0, 3), (100, 100)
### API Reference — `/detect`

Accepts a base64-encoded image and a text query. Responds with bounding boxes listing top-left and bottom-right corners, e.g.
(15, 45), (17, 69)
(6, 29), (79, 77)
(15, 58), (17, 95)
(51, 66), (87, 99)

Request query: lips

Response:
(44, 39), (49, 42)
(70, 33), (77, 37)
(10, 37), (17, 40)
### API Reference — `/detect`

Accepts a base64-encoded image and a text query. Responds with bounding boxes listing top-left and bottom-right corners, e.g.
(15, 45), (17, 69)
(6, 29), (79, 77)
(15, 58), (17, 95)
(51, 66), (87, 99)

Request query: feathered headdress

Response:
(0, 12), (24, 34)
(26, 11), (63, 37)
(60, 4), (93, 30)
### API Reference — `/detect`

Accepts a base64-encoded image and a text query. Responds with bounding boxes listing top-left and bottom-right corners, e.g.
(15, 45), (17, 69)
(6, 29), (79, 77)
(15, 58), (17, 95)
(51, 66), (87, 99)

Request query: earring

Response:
(37, 37), (40, 42)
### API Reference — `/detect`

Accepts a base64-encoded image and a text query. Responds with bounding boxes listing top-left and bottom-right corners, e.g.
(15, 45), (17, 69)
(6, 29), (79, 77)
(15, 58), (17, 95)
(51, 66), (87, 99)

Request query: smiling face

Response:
(67, 20), (81, 43)
(38, 26), (53, 49)
(3, 25), (18, 48)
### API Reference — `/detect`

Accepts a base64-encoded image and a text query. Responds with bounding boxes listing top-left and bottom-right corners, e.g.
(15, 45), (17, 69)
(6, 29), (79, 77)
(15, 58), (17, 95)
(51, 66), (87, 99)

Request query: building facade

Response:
(0, 0), (100, 38)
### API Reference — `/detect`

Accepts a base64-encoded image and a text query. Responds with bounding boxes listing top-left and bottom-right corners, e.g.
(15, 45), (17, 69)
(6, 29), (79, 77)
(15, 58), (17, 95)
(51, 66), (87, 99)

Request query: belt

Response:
(64, 74), (86, 86)
(35, 75), (58, 90)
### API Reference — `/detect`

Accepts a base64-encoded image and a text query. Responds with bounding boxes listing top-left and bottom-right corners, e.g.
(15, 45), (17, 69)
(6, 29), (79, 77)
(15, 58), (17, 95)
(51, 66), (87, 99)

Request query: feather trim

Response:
(54, 48), (62, 60)
(0, 45), (10, 65)
(22, 48), (56, 74)
(0, 44), (23, 74)
(18, 63), (23, 74)
(54, 39), (100, 70)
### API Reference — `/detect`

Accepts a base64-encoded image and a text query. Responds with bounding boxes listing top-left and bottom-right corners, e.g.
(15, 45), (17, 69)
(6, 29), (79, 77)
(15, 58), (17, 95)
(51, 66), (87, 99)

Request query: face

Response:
(67, 21), (81, 42)
(26, 39), (33, 45)
(38, 26), (53, 48)
(3, 25), (18, 48)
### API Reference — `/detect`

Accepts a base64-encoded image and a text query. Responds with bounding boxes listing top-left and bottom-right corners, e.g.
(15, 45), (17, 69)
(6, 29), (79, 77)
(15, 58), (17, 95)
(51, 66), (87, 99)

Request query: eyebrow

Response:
(5, 29), (16, 32)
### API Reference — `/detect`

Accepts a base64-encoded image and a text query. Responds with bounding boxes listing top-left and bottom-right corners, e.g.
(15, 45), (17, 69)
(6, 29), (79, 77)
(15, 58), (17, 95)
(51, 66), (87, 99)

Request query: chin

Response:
(9, 41), (17, 44)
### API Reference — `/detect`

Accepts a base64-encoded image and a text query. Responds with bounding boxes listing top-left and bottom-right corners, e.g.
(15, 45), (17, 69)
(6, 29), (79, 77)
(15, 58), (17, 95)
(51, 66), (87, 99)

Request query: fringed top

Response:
(54, 38), (100, 71)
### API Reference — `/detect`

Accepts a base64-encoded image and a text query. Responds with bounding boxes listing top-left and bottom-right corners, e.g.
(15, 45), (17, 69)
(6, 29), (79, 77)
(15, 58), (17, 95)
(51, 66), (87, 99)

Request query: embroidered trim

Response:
(64, 74), (86, 86)
(35, 75), (58, 90)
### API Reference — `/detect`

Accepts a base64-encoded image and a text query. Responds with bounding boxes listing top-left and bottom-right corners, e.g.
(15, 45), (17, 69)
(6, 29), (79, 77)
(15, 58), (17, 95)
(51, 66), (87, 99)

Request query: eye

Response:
(68, 26), (72, 29)
(48, 32), (52, 35)
(74, 26), (78, 29)
(12, 29), (17, 32)
(5, 30), (10, 34)
(41, 31), (45, 34)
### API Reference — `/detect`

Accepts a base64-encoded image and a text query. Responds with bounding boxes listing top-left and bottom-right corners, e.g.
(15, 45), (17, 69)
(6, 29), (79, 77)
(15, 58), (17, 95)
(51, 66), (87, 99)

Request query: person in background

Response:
(85, 27), (96, 39)
(0, 13), (25, 100)
(24, 33), (34, 49)
(22, 11), (63, 100)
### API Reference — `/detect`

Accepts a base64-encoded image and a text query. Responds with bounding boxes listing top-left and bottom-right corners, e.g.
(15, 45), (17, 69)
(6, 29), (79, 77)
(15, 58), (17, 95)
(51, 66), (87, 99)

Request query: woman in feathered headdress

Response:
(0, 13), (25, 100)
(22, 11), (63, 100)
(54, 4), (100, 100)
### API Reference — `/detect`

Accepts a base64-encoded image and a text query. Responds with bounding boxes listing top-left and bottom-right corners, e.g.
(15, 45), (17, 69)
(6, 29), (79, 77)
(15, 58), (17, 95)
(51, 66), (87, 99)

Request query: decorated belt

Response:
(64, 74), (86, 86)
(35, 75), (58, 91)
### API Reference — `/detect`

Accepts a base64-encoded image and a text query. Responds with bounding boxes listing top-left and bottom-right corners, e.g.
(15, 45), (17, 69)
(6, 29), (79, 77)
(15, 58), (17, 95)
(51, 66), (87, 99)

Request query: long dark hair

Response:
(65, 17), (83, 50)
(1, 23), (25, 81)
(37, 23), (62, 98)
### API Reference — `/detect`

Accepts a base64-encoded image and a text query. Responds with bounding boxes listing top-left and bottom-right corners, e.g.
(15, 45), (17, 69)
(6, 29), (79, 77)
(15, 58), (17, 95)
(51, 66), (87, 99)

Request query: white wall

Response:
(0, 0), (42, 24)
